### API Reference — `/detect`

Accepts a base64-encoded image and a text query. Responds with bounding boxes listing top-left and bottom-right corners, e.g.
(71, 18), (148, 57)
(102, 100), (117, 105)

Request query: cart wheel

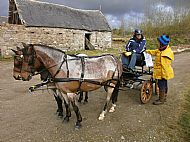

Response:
(140, 80), (153, 104)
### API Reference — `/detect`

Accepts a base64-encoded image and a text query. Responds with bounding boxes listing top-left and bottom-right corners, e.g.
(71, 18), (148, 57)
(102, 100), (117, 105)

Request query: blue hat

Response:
(158, 35), (170, 46)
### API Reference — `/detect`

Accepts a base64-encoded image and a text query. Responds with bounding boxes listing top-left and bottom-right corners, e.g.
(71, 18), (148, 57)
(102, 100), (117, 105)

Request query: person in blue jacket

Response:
(122, 29), (146, 71)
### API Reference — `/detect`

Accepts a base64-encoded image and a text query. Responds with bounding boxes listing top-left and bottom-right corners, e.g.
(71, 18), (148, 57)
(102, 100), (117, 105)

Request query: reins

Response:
(29, 77), (120, 93)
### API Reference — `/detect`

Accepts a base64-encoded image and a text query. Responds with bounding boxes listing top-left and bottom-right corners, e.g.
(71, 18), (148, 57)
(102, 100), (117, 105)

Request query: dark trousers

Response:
(158, 79), (168, 92)
(121, 54), (129, 67)
(121, 53), (142, 69)
(128, 53), (142, 69)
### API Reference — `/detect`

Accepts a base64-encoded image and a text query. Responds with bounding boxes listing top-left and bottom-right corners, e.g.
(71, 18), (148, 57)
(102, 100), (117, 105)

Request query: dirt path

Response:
(0, 52), (190, 142)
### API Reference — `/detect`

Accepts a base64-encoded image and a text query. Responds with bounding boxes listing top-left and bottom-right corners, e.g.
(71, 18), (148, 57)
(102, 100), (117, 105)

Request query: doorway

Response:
(85, 33), (91, 50)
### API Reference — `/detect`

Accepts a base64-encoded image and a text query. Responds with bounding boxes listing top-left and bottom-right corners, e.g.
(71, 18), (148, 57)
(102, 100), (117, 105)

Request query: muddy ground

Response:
(0, 52), (190, 142)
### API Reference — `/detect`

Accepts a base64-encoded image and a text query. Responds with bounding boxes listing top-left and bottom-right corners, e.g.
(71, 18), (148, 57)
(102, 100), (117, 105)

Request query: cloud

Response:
(0, 0), (8, 16)
(0, 0), (189, 28)
(1, 0), (189, 17)
(43, 0), (146, 17)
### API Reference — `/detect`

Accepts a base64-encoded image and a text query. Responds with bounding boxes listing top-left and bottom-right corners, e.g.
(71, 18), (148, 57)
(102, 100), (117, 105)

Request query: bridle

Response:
(13, 47), (37, 76)
(14, 47), (68, 79)
(13, 54), (24, 74)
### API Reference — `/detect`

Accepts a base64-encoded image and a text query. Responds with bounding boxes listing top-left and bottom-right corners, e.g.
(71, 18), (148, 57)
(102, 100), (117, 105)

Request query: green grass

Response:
(66, 43), (124, 58)
(112, 34), (190, 50)
(0, 56), (13, 62)
(179, 89), (190, 141)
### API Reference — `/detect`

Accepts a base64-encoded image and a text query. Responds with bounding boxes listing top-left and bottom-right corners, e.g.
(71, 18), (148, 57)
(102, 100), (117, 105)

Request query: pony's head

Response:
(12, 43), (38, 81)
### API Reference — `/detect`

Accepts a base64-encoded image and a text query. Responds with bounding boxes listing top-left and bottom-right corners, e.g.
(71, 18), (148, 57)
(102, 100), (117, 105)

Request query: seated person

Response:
(122, 29), (146, 71)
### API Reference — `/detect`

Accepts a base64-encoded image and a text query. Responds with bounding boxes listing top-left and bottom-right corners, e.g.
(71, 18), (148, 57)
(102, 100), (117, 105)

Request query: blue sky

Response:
(0, 0), (189, 28)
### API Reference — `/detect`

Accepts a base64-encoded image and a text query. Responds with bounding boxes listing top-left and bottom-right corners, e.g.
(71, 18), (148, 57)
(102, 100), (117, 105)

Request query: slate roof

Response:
(14, 0), (111, 31)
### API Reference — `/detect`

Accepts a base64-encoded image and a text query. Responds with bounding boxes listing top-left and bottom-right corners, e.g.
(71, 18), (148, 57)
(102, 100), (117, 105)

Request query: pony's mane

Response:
(28, 44), (116, 60)
(68, 53), (116, 59)
(33, 44), (66, 54)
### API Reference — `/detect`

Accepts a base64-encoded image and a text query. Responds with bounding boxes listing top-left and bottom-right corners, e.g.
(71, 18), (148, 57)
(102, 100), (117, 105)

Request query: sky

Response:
(0, 0), (189, 29)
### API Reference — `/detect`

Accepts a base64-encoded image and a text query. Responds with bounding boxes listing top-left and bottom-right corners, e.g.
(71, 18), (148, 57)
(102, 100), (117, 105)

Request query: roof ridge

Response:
(17, 0), (100, 12)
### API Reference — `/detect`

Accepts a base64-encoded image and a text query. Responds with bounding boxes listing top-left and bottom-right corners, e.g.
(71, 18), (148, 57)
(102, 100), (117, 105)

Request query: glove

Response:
(124, 51), (132, 56)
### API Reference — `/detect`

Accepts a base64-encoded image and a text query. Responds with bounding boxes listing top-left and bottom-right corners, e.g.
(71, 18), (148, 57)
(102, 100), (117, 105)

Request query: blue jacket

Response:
(126, 36), (146, 54)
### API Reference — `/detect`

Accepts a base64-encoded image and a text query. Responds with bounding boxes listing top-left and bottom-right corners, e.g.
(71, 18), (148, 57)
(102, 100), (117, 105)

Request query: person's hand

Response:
(124, 51), (132, 56)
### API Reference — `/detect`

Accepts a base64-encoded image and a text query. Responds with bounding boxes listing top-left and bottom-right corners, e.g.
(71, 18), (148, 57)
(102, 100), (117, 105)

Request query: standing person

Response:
(122, 29), (146, 71)
(146, 35), (174, 105)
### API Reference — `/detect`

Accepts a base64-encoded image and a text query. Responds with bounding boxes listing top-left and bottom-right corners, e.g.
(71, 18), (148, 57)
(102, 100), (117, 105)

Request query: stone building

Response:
(0, 0), (112, 57)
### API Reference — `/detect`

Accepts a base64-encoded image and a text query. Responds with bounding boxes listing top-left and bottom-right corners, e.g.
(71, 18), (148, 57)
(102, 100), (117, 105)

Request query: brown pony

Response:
(13, 46), (88, 118)
(12, 46), (65, 117)
(12, 43), (122, 128)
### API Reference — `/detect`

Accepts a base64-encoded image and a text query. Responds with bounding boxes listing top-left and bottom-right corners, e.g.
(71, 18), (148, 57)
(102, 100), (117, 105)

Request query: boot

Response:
(164, 88), (168, 102)
(153, 90), (165, 105)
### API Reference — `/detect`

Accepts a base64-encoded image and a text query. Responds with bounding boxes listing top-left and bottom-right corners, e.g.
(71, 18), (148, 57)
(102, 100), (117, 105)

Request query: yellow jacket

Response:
(146, 45), (174, 80)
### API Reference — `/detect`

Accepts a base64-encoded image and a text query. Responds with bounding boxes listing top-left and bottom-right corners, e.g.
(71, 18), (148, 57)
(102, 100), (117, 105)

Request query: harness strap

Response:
(53, 55), (66, 78)
(28, 77), (123, 93)
(29, 80), (50, 92)
(52, 77), (119, 87)
(65, 54), (69, 78)
(78, 56), (85, 90)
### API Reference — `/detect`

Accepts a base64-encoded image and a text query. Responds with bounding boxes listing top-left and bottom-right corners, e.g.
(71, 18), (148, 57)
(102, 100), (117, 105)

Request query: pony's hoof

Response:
(63, 117), (69, 123)
(75, 122), (82, 130)
(109, 104), (116, 113)
(98, 116), (104, 121)
(109, 108), (115, 113)
(83, 101), (88, 105)
(58, 112), (63, 118)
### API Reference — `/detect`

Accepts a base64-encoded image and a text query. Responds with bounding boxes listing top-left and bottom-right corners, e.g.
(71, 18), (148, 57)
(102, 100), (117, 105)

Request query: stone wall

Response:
(0, 24), (112, 57)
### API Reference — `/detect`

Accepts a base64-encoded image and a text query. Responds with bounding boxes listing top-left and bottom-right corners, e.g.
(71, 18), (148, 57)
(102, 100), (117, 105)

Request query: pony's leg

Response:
(84, 92), (88, 103)
(53, 94), (63, 117)
(78, 91), (88, 103)
(109, 81), (120, 113)
(98, 83), (115, 121)
(68, 93), (82, 128)
(55, 90), (63, 117)
(63, 99), (71, 122)
(51, 89), (63, 117)
(78, 91), (83, 103)
(58, 92), (71, 122)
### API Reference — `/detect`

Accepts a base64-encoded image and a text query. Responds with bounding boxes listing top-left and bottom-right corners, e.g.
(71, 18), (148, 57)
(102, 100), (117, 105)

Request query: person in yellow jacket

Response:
(146, 35), (174, 105)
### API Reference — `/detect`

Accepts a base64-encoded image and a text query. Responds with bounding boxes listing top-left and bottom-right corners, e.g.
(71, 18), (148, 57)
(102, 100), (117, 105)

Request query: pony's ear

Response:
(11, 49), (17, 54)
(16, 46), (22, 50)
(22, 42), (27, 48)
(28, 46), (33, 54)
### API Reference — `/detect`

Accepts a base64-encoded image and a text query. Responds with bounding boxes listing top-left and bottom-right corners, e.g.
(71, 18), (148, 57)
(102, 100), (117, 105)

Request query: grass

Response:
(66, 42), (125, 58)
(112, 34), (190, 50)
(0, 56), (13, 62)
(179, 89), (190, 141)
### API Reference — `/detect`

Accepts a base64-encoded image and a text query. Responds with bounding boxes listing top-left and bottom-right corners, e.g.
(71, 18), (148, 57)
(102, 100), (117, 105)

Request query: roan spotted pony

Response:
(12, 43), (122, 128)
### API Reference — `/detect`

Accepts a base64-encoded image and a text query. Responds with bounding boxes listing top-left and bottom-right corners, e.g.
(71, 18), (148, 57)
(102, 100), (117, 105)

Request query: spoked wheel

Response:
(140, 80), (153, 104)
